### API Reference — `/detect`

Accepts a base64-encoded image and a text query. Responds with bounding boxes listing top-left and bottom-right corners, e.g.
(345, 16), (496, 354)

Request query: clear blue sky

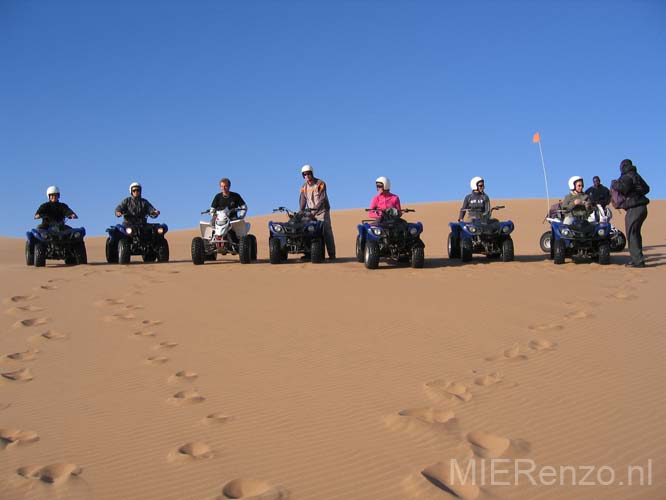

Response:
(1, 0), (664, 237)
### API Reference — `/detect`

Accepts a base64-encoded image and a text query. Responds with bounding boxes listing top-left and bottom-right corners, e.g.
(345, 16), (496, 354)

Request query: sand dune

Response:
(0, 199), (664, 499)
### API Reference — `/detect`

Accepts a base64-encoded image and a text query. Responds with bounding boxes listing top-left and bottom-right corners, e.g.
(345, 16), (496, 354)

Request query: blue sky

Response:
(1, 0), (664, 237)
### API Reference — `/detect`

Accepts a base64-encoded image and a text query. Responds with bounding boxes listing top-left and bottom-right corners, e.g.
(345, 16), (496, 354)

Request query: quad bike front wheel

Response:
(501, 238), (514, 262)
(34, 242), (47, 267)
(411, 246), (425, 268)
(105, 237), (118, 263)
(460, 238), (472, 262)
(311, 239), (325, 264)
(269, 237), (282, 264)
(598, 242), (611, 265)
(191, 237), (205, 265)
(239, 235), (252, 264)
(118, 239), (132, 264)
(553, 239), (566, 265)
(610, 230), (626, 252)
(364, 241), (380, 269)
(448, 232), (460, 259)
(249, 234), (258, 261)
(75, 242), (88, 265)
(355, 235), (365, 263)
(25, 241), (34, 266)
(157, 240), (170, 263)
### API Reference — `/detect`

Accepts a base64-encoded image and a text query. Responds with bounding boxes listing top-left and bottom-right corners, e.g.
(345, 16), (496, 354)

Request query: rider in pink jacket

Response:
(369, 176), (401, 219)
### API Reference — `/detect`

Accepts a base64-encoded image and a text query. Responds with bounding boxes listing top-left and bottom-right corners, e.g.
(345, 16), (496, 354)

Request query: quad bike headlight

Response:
(561, 228), (571, 237)
(271, 223), (283, 233)
(501, 225), (511, 233)
(74, 232), (81, 238)
(157, 227), (165, 235)
(597, 228), (607, 237)
(307, 225), (316, 233)
(125, 227), (133, 235)
(409, 227), (419, 236)
(466, 225), (477, 234)
(371, 227), (383, 236)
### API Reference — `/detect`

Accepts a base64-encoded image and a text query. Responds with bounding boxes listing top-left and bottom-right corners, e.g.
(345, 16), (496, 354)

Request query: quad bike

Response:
(26, 219), (87, 267)
(191, 207), (257, 264)
(540, 203), (626, 254)
(268, 207), (325, 264)
(448, 206), (514, 262)
(548, 205), (612, 265)
(106, 213), (169, 264)
(356, 207), (425, 269)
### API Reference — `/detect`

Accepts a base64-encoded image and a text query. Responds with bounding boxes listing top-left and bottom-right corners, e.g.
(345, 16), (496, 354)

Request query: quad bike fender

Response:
(199, 222), (213, 239)
(448, 222), (462, 233)
(230, 219), (249, 236)
(499, 220), (515, 234)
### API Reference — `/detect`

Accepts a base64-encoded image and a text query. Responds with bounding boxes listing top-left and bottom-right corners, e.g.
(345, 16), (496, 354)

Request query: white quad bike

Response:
(191, 207), (257, 264)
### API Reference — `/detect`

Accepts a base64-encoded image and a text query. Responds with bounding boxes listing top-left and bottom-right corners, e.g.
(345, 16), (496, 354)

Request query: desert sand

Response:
(1, 199), (664, 500)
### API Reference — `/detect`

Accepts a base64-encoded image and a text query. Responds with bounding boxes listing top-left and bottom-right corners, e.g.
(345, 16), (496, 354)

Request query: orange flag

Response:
(532, 132), (540, 143)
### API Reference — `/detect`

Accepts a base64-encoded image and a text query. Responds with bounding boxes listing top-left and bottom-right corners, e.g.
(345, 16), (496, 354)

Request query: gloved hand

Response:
(209, 207), (216, 215)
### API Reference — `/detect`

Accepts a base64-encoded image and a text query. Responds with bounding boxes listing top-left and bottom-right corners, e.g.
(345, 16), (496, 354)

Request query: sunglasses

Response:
(302, 172), (313, 177)
(131, 188), (141, 192)
(376, 183), (384, 188)
(477, 183), (484, 187)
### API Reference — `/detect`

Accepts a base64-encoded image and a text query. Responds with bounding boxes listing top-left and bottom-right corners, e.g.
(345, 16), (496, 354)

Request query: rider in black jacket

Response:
(115, 182), (160, 226)
(459, 176), (490, 221)
(34, 186), (78, 230)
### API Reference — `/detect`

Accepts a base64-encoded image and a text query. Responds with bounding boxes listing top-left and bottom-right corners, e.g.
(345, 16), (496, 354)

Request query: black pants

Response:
(625, 205), (648, 265)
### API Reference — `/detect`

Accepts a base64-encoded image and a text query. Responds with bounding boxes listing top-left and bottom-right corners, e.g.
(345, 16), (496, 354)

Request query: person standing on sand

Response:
(299, 164), (336, 260)
(611, 159), (650, 268)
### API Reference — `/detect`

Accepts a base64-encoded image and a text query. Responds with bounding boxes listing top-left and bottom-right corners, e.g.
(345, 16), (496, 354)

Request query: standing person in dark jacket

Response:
(585, 176), (611, 207)
(459, 176), (490, 221)
(611, 159), (650, 267)
(299, 164), (336, 260)
(115, 182), (160, 227)
(34, 185), (78, 229)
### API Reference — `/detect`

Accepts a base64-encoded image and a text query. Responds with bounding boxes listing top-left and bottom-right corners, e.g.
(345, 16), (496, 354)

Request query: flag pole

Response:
(534, 133), (550, 212)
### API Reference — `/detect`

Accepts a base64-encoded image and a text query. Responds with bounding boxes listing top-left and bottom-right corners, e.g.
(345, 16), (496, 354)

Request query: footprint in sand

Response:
(610, 291), (638, 301)
(425, 380), (473, 402)
(155, 341), (178, 350)
(169, 390), (205, 405)
(13, 318), (49, 328)
(39, 285), (58, 291)
(17, 463), (82, 485)
(0, 403), (11, 411)
(466, 431), (511, 458)
(203, 413), (231, 424)
(6, 295), (37, 304)
(123, 305), (144, 310)
(145, 356), (169, 365)
(6, 348), (40, 361)
(2, 368), (33, 382)
(221, 479), (288, 500)
(170, 370), (198, 382)
(40, 330), (67, 341)
(528, 339), (557, 351)
(0, 428), (40, 448)
(527, 322), (563, 332)
(421, 461), (480, 500)
(474, 372), (503, 387)
(132, 330), (156, 338)
(565, 309), (594, 320)
(169, 441), (214, 461)
(5, 305), (44, 314)
(96, 298), (125, 307)
(398, 408), (456, 424)
(104, 313), (136, 322)
(142, 319), (163, 327)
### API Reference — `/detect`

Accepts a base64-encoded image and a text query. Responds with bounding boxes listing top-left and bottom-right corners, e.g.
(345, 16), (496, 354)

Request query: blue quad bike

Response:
(26, 221), (87, 267)
(355, 207), (425, 269)
(105, 215), (169, 264)
(448, 206), (514, 262)
(547, 205), (612, 265)
(268, 207), (325, 264)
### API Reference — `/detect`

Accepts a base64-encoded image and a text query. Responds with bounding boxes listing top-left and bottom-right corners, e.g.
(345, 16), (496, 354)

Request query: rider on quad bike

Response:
(27, 185), (87, 267)
(191, 178), (257, 264)
(548, 176), (612, 265)
(356, 177), (425, 269)
(106, 182), (169, 264)
(448, 177), (514, 262)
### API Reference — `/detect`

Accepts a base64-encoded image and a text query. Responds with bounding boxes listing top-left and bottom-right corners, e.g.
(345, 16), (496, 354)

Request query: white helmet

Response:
(129, 182), (142, 194)
(568, 175), (583, 190)
(46, 185), (60, 197)
(375, 176), (391, 191)
(470, 176), (484, 191)
(301, 164), (314, 175)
